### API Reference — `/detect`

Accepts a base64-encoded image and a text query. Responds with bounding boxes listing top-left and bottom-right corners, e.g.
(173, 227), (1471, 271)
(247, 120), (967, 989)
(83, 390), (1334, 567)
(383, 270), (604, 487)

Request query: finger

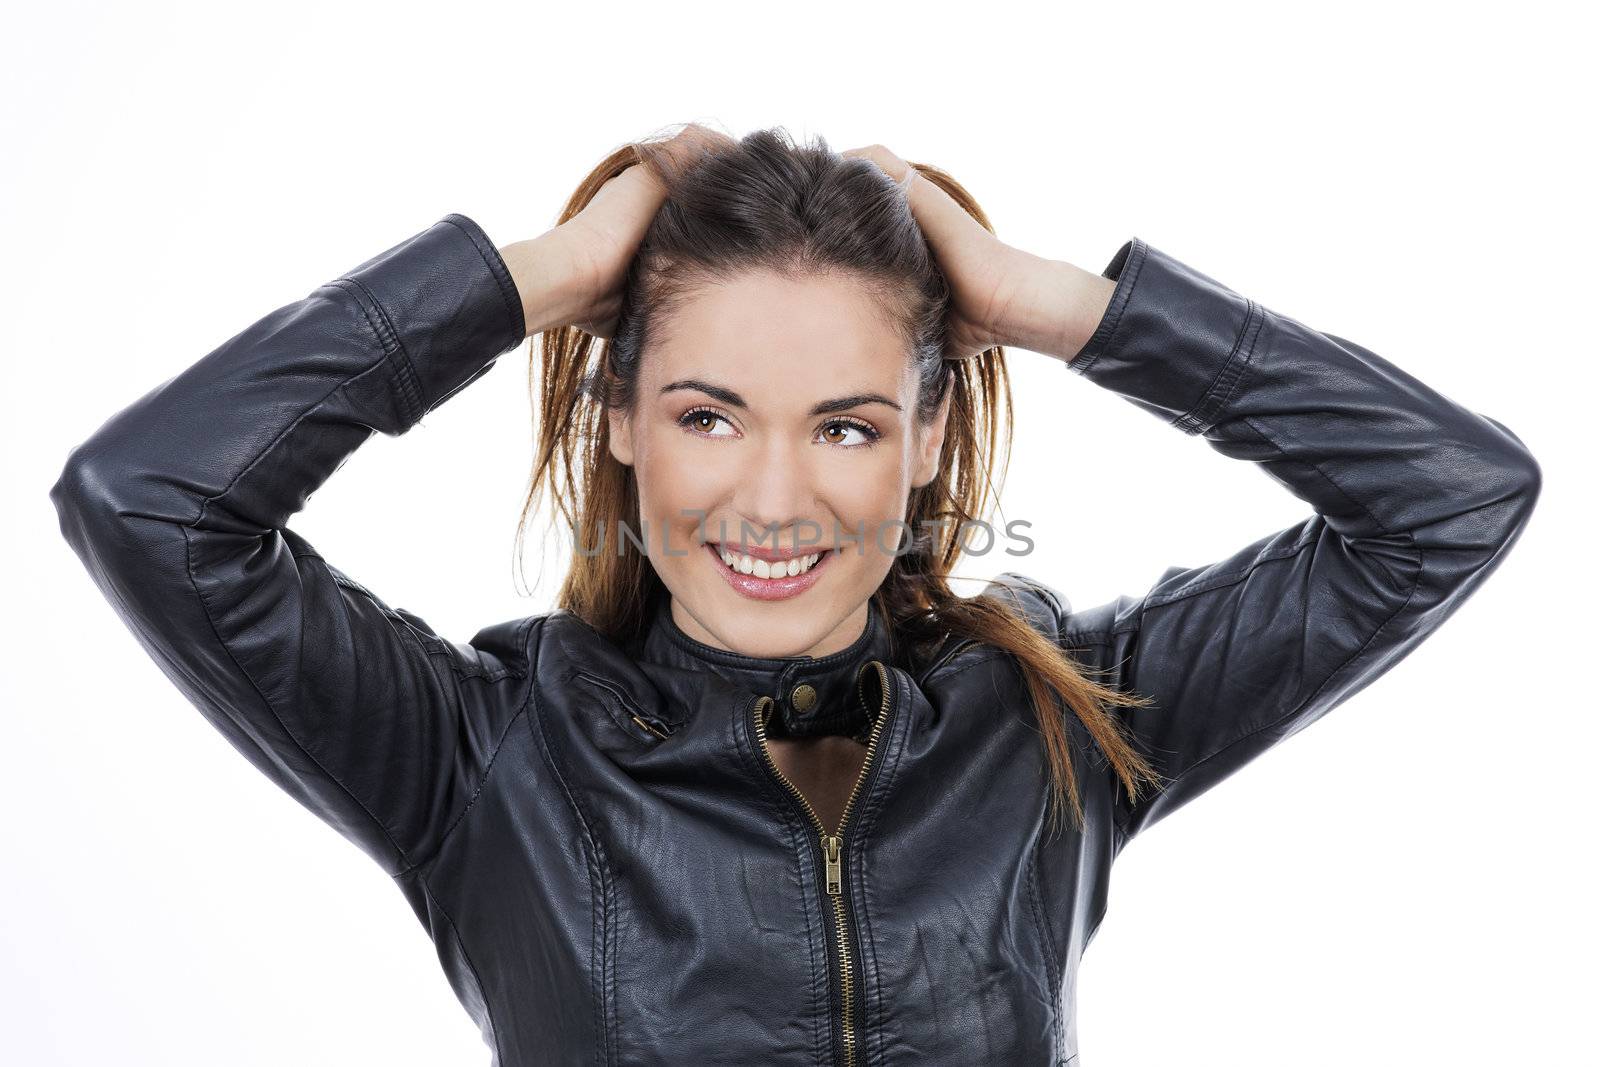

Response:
(656, 122), (738, 176)
(841, 144), (911, 183)
(582, 171), (667, 240)
(942, 337), (982, 362)
(843, 146), (985, 256)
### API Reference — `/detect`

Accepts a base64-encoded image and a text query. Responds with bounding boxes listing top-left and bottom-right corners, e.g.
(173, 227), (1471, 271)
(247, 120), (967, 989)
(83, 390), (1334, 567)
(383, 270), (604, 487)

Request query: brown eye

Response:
(817, 418), (881, 448)
(678, 407), (737, 437)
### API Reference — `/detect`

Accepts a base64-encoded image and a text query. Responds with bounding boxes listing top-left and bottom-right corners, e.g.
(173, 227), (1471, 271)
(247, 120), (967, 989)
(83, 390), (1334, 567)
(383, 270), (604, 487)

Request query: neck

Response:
(669, 597), (871, 660)
(637, 590), (896, 740)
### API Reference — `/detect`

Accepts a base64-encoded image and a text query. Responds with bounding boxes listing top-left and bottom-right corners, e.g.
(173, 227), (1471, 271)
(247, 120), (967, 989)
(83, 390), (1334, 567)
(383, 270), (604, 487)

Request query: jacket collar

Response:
(637, 591), (895, 741)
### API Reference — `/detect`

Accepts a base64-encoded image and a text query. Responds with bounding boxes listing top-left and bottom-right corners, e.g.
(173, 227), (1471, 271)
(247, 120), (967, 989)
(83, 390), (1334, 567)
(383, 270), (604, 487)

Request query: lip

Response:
(707, 542), (835, 601)
(709, 540), (828, 562)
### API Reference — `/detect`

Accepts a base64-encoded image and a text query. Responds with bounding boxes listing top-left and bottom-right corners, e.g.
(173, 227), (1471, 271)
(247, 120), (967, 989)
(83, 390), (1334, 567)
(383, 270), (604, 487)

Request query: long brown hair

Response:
(516, 124), (1162, 836)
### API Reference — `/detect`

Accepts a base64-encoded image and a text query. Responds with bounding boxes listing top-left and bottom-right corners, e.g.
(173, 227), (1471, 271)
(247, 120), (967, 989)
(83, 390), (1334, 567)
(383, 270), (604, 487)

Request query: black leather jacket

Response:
(49, 213), (1541, 1066)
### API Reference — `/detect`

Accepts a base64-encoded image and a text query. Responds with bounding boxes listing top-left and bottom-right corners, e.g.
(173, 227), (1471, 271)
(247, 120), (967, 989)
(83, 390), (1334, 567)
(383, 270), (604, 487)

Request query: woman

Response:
(49, 124), (1540, 1065)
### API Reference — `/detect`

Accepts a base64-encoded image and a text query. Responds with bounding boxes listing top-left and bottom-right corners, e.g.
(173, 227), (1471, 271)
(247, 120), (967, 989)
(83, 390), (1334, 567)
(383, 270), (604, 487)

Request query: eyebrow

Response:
(659, 377), (903, 416)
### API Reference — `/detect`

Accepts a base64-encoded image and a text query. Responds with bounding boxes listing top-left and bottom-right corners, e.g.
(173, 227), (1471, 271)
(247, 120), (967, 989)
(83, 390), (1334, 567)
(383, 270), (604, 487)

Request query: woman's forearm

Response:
(994, 249), (1118, 364)
(498, 232), (593, 339)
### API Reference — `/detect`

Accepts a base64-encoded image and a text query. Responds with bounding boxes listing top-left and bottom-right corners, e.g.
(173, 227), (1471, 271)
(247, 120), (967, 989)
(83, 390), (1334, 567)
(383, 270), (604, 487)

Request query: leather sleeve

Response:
(48, 213), (535, 876)
(1051, 238), (1541, 846)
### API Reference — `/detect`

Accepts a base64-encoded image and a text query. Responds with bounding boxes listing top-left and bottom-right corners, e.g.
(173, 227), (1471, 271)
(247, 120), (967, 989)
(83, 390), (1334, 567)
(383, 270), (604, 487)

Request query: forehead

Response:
(644, 269), (910, 393)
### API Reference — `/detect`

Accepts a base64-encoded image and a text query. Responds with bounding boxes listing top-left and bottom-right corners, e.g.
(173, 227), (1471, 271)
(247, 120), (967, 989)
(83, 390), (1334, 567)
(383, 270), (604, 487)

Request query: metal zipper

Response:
(750, 659), (894, 1067)
(629, 712), (672, 740)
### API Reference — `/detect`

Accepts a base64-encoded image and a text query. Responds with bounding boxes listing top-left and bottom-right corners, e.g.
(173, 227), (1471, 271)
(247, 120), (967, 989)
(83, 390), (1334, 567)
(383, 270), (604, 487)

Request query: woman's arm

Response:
(841, 143), (1539, 844)
(1031, 239), (1541, 844)
(48, 214), (563, 875)
(45, 129), (724, 878)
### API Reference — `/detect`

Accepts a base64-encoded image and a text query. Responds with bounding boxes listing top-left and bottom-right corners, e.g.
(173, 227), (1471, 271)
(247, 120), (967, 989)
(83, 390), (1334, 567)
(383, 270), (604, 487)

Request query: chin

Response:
(661, 543), (874, 659)
(704, 586), (847, 658)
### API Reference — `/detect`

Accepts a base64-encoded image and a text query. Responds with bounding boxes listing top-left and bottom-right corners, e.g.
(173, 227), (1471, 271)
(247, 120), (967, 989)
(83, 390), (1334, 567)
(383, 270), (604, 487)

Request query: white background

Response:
(4, 2), (1593, 1064)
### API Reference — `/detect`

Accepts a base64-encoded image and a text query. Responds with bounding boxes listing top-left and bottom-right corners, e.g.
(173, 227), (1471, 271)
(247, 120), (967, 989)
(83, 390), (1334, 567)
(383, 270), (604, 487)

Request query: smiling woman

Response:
(608, 265), (949, 656)
(529, 127), (1162, 843)
(51, 122), (1540, 1066)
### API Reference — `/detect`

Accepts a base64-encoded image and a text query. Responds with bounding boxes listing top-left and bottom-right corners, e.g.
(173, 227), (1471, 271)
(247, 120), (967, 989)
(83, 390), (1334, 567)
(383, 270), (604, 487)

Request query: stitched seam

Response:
(1174, 298), (1264, 435)
(1202, 299), (1266, 429)
(1003, 637), (1067, 1004)
(180, 525), (412, 869)
(603, 771), (618, 1067)
(322, 277), (420, 423)
(539, 713), (609, 1067)
(315, 559), (528, 682)
(392, 610), (528, 681)
(1025, 823), (1063, 1001)
(1105, 534), (1379, 836)
(532, 669), (614, 1066)
(1111, 395), (1428, 835)
(922, 649), (1012, 687)
(1142, 529), (1322, 610)
(392, 689), (524, 874)
(180, 311), (415, 869)
(601, 794), (617, 1066)
(394, 615), (544, 876)
(419, 645), (520, 682)
(915, 619), (991, 682)
(1116, 532), (1424, 838)
(441, 214), (525, 341)
(924, 642), (981, 677)
(1238, 412), (1397, 538)
(416, 871), (502, 1064)
(188, 292), (395, 529)
(325, 276), (426, 426)
(325, 568), (538, 870)
(1031, 579), (1068, 620)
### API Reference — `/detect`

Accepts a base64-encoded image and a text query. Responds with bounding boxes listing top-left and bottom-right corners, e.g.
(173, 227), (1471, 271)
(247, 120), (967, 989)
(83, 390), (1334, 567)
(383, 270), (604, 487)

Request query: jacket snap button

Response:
(791, 683), (817, 712)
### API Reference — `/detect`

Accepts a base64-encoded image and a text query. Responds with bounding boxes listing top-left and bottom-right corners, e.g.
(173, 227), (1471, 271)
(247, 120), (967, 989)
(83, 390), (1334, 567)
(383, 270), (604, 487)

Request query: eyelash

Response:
(676, 405), (883, 449)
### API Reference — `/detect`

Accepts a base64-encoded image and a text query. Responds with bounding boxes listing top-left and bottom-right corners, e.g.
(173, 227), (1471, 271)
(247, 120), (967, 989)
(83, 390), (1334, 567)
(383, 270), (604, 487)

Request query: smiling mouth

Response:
(713, 544), (832, 578)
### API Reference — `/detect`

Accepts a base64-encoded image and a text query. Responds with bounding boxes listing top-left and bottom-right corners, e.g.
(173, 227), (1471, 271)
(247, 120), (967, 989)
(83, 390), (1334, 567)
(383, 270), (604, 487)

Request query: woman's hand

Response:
(841, 144), (1116, 363)
(501, 123), (736, 339)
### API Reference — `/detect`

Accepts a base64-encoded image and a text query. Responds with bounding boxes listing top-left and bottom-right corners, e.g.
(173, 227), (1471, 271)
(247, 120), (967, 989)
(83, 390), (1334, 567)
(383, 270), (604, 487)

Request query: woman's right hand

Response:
(502, 123), (736, 339)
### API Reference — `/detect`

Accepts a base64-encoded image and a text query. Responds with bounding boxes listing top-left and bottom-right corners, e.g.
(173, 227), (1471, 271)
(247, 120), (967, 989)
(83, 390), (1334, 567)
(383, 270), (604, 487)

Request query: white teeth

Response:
(717, 547), (823, 579)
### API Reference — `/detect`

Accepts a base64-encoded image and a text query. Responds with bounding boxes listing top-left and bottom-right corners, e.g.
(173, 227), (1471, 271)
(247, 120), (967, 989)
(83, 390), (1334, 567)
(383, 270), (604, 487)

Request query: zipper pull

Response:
(824, 834), (843, 895)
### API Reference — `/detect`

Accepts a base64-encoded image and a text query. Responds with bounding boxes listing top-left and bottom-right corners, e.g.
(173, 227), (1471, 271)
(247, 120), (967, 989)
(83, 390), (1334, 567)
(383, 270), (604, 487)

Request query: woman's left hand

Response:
(841, 144), (1115, 363)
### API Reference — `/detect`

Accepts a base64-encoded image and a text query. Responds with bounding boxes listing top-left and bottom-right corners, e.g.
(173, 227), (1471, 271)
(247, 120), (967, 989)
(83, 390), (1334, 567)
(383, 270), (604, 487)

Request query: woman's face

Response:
(608, 269), (951, 659)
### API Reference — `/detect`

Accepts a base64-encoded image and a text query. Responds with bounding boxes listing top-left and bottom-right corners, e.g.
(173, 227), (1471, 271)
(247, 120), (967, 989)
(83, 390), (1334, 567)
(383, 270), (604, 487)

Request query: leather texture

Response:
(49, 213), (1541, 1065)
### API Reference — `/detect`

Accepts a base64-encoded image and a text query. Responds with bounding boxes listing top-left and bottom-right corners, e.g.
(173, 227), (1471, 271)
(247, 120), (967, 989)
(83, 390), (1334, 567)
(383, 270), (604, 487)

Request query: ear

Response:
(911, 382), (954, 488)
(607, 405), (636, 467)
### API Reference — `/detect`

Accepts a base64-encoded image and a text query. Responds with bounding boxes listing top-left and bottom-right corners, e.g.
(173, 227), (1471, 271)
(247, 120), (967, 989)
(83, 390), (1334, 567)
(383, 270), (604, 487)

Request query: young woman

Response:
(50, 124), (1540, 1066)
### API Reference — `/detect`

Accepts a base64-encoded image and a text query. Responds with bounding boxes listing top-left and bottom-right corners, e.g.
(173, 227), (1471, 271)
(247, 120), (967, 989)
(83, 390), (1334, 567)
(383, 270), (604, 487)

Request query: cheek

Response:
(632, 428), (723, 535)
(831, 462), (906, 516)
(822, 451), (915, 562)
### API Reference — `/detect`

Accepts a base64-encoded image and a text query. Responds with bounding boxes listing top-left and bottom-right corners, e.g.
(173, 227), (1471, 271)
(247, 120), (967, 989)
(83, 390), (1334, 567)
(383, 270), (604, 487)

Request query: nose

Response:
(726, 436), (820, 548)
